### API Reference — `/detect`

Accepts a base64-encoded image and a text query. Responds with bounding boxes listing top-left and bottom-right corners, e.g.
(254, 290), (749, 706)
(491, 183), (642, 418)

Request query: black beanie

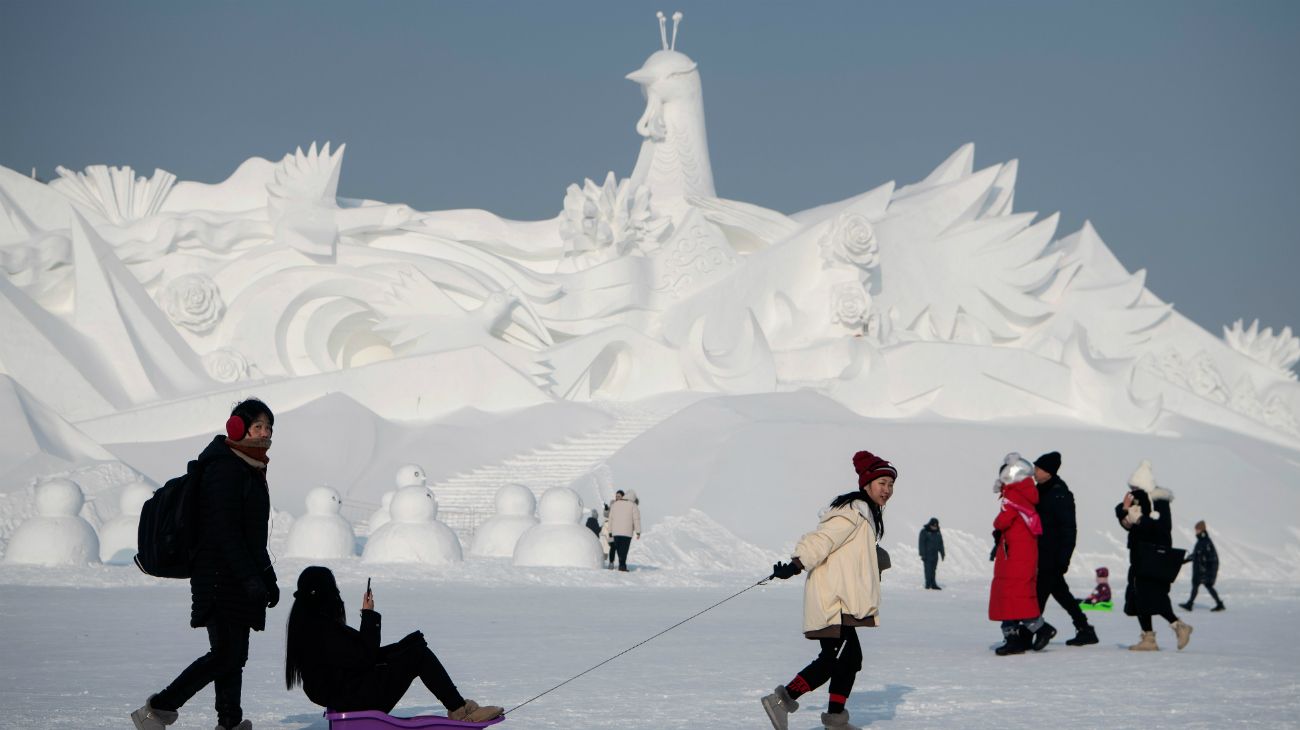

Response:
(1034, 451), (1062, 475)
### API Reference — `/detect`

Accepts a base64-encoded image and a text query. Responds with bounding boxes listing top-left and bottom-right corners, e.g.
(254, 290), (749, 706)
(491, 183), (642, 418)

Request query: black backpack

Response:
(134, 458), (203, 578)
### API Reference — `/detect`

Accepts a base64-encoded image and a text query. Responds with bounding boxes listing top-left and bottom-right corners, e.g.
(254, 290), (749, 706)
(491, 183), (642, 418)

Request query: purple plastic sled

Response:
(325, 709), (505, 729)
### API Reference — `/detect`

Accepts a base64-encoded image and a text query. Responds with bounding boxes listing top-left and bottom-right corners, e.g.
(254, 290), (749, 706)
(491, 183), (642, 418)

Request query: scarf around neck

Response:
(226, 436), (271, 469)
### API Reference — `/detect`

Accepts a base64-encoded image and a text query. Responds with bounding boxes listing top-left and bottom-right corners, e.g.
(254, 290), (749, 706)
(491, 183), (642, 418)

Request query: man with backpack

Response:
(132, 399), (280, 730)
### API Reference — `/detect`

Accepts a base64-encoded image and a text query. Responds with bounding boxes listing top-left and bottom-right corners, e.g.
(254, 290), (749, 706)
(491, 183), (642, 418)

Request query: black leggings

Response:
(154, 621), (251, 728)
(610, 536), (632, 569)
(1188, 581), (1221, 606)
(794, 627), (863, 701)
(1138, 610), (1178, 632)
(334, 633), (465, 714)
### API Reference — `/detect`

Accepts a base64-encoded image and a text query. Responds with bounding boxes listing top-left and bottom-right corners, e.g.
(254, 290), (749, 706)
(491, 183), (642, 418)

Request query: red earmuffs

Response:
(226, 414), (247, 441)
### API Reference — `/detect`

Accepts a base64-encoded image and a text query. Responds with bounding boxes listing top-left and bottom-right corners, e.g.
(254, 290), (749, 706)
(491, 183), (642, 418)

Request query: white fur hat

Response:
(1128, 460), (1156, 492)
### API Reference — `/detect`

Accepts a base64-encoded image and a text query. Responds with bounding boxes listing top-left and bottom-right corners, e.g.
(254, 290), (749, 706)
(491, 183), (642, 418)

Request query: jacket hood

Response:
(1002, 476), (1039, 507)
(621, 489), (638, 502)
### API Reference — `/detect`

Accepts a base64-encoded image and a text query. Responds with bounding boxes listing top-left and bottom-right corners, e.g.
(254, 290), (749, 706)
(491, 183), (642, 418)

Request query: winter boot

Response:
(994, 626), (1030, 655)
(1211, 602), (1226, 612)
(1179, 600), (1193, 611)
(449, 700), (504, 723)
(1031, 621), (1057, 651)
(1172, 620), (1193, 650)
(130, 695), (178, 730)
(1128, 630), (1159, 651)
(1065, 624), (1099, 646)
(761, 685), (799, 730)
(820, 709), (861, 729)
(215, 722), (252, 730)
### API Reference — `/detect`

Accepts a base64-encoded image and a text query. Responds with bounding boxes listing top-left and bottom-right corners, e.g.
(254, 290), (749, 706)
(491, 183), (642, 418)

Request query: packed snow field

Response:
(1, 561), (1294, 730)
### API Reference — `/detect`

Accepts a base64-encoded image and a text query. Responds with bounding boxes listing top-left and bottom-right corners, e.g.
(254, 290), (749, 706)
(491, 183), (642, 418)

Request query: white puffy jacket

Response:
(793, 501), (882, 635)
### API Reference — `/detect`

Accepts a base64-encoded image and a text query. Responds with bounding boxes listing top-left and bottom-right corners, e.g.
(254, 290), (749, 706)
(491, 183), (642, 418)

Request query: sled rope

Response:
(505, 574), (774, 715)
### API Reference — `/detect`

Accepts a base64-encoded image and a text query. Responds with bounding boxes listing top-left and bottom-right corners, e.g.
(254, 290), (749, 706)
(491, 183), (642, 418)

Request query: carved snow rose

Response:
(202, 348), (251, 383)
(819, 212), (879, 270)
(831, 282), (870, 327)
(158, 273), (225, 333)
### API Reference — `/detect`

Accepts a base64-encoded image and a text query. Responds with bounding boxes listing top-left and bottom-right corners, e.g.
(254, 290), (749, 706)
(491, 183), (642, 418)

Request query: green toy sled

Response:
(1079, 600), (1112, 611)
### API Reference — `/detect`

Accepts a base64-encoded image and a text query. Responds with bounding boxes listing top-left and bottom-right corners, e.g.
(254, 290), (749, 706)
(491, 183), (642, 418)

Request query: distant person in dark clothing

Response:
(284, 566), (502, 723)
(1082, 566), (1112, 606)
(1032, 451), (1098, 647)
(918, 517), (945, 589)
(584, 508), (601, 536)
(1181, 520), (1224, 612)
(132, 399), (280, 730)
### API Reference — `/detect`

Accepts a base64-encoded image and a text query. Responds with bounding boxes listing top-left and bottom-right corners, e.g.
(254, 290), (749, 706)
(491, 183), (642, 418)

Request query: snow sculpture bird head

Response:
(626, 11), (715, 202)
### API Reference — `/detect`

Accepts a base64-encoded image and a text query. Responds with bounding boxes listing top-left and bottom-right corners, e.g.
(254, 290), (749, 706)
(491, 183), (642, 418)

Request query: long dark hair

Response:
(828, 490), (885, 541)
(285, 566), (345, 690)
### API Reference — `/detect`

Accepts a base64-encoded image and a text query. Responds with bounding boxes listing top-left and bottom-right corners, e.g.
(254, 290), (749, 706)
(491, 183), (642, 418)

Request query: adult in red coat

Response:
(987, 453), (1054, 655)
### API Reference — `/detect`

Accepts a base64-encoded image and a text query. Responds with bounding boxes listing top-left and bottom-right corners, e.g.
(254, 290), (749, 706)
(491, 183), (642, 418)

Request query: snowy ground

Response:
(1, 559), (1296, 729)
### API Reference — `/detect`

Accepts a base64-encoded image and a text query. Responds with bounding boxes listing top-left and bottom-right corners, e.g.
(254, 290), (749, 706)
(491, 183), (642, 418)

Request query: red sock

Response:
(786, 675), (811, 698)
(828, 693), (848, 713)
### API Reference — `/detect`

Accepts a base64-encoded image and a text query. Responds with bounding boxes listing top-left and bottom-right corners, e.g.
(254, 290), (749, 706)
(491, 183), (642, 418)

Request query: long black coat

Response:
(189, 435), (276, 631)
(1116, 496), (1174, 617)
(1190, 532), (1219, 585)
(918, 526), (945, 563)
(1036, 475), (1077, 574)
(299, 608), (382, 709)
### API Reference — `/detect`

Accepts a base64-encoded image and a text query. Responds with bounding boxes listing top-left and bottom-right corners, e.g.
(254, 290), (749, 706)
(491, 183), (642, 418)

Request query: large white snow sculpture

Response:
(367, 463), (427, 536)
(469, 483), (539, 558)
(285, 486), (356, 559)
(362, 485), (462, 565)
(512, 486), (602, 569)
(4, 478), (100, 566)
(98, 481), (154, 564)
(367, 490), (396, 536)
(0, 8), (1295, 456)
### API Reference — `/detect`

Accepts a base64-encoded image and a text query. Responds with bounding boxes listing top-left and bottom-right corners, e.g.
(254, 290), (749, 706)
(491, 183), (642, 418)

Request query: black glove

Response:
(243, 576), (269, 607)
(989, 530), (1000, 562)
(772, 559), (803, 580)
(266, 579), (280, 609)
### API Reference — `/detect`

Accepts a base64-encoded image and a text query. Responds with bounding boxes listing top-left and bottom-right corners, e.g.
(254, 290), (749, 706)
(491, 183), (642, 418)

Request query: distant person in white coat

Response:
(603, 490), (641, 572)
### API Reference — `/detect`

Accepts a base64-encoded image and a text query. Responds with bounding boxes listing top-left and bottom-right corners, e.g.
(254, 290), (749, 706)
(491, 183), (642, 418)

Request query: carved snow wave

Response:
(1224, 319), (1299, 381)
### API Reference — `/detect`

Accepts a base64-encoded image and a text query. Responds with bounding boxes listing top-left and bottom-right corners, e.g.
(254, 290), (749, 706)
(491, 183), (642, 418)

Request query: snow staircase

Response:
(430, 405), (674, 542)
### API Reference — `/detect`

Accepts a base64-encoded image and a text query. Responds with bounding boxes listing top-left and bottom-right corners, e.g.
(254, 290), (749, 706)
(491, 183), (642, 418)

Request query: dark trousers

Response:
(922, 558), (939, 588)
(335, 636), (465, 714)
(1037, 567), (1089, 628)
(1138, 609), (1178, 631)
(154, 621), (251, 728)
(794, 627), (862, 701)
(1187, 580), (1222, 606)
(611, 535), (632, 570)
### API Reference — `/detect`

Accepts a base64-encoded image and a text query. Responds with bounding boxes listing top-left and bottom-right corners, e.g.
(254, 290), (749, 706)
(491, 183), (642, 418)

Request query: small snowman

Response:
(99, 481), (155, 565)
(362, 485), (462, 565)
(369, 463), (428, 536)
(469, 484), (539, 558)
(5, 477), (100, 566)
(512, 486), (602, 569)
(285, 486), (356, 559)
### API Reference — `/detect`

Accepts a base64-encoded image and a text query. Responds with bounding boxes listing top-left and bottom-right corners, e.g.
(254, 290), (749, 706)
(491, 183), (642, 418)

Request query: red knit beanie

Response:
(853, 450), (897, 487)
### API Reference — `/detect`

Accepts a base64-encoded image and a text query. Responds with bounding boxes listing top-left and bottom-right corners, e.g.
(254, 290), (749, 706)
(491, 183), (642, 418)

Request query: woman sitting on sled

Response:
(284, 566), (502, 723)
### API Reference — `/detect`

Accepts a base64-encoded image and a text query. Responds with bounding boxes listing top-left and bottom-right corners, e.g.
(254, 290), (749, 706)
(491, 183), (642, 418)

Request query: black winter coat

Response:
(189, 435), (276, 631)
(1116, 497), (1174, 617)
(1189, 533), (1219, 585)
(300, 608), (382, 709)
(1036, 476), (1077, 573)
(918, 526), (945, 563)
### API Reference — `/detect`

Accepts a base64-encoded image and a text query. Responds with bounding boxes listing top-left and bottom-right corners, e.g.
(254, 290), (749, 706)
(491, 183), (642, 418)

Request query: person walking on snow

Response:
(1032, 452), (1099, 646)
(988, 453), (1054, 655)
(761, 450), (895, 730)
(604, 489), (641, 571)
(284, 566), (502, 722)
(1116, 460), (1192, 651)
(132, 399), (281, 730)
(1180, 520), (1224, 612)
(918, 517), (945, 589)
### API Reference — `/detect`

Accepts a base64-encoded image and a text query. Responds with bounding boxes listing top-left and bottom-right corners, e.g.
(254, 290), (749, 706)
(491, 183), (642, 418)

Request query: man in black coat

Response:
(1180, 520), (1224, 611)
(1033, 452), (1098, 646)
(918, 517), (945, 589)
(132, 399), (280, 730)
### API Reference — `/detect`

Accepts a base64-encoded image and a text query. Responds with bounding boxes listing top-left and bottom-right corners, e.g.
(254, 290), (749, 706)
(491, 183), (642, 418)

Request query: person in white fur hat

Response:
(1115, 460), (1192, 651)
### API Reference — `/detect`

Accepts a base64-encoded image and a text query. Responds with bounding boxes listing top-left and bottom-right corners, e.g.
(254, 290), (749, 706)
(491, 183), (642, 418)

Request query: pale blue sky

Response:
(2, 1), (1297, 334)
